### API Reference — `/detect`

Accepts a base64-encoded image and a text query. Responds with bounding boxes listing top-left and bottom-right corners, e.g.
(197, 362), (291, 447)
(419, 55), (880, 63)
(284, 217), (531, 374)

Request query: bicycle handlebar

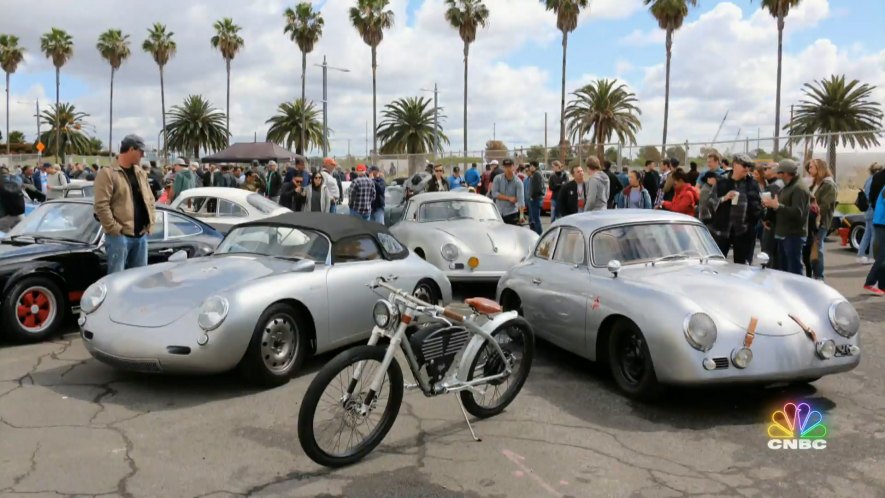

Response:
(370, 277), (464, 322)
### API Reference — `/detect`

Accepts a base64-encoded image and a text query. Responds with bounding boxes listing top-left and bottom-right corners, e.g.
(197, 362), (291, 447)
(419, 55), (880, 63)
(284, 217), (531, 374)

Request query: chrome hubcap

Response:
(260, 316), (298, 373)
(413, 284), (434, 303)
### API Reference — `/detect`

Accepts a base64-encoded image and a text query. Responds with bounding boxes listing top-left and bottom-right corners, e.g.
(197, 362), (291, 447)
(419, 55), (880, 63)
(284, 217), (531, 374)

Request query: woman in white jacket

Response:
(45, 164), (69, 200)
(303, 171), (331, 213)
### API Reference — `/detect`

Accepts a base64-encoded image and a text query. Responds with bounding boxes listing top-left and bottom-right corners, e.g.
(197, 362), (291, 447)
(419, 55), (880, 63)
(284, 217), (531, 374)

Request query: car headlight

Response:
(80, 282), (107, 314)
(198, 296), (229, 331)
(816, 339), (836, 360)
(441, 243), (459, 261)
(683, 312), (718, 352)
(732, 347), (753, 368)
(828, 300), (859, 338)
(373, 299), (398, 329)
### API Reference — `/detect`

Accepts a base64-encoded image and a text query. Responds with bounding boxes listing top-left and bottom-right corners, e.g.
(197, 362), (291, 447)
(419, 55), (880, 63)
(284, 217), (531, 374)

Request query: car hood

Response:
(0, 241), (88, 261)
(622, 262), (827, 336)
(434, 221), (531, 256)
(108, 254), (294, 328)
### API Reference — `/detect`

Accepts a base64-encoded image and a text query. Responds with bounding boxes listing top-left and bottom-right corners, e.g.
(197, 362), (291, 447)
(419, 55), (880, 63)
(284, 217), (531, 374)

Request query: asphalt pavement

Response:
(0, 240), (883, 498)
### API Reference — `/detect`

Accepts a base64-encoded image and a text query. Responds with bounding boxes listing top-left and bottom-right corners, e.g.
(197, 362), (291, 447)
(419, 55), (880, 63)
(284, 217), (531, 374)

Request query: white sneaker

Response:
(859, 256), (871, 264)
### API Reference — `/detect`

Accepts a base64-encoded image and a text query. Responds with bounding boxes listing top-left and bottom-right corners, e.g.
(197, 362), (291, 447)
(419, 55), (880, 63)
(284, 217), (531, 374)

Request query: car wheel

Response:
(850, 224), (864, 251)
(2, 277), (65, 343)
(412, 279), (440, 305)
(239, 303), (307, 387)
(607, 320), (664, 401)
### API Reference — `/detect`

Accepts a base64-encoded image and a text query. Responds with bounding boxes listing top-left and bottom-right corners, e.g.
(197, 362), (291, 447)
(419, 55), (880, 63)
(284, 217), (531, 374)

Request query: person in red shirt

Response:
(661, 168), (699, 217)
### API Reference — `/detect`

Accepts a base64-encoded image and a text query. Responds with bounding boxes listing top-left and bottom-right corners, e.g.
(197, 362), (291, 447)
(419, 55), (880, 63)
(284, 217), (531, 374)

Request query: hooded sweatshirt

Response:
(172, 168), (197, 198)
(584, 170), (610, 211)
(662, 183), (700, 217)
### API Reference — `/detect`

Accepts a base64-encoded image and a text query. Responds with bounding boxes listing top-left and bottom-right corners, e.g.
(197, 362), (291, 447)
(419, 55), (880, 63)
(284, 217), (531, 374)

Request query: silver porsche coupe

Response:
(497, 210), (861, 400)
(78, 213), (453, 387)
(389, 192), (539, 281)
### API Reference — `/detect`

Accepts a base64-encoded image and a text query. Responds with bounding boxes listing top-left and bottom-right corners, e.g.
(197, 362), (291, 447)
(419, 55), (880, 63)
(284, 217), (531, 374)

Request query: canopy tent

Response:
(201, 142), (302, 164)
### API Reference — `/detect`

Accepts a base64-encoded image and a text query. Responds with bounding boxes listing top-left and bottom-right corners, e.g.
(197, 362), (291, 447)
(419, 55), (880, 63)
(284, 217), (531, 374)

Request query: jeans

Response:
(864, 226), (885, 289)
(811, 226), (828, 279)
(550, 199), (558, 222)
(105, 234), (147, 274)
(330, 203), (337, 214)
(349, 209), (370, 221)
(777, 236), (805, 275)
(372, 207), (385, 225)
(858, 217), (874, 258)
(528, 198), (542, 235)
(714, 230), (755, 265)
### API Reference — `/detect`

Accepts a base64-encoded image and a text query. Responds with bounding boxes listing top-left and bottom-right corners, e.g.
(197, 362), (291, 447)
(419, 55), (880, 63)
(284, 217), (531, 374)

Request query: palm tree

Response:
(786, 75), (882, 179)
(0, 34), (25, 155)
(543, 0), (589, 162)
(38, 103), (92, 164)
(644, 0), (696, 156)
(565, 79), (642, 162)
(96, 29), (131, 155)
(377, 96), (450, 173)
(40, 28), (74, 161)
(284, 3), (324, 155)
(758, 0), (802, 159)
(211, 18), (245, 145)
(265, 99), (327, 153)
(444, 0), (489, 159)
(143, 23), (177, 162)
(164, 95), (228, 160)
(350, 0), (395, 163)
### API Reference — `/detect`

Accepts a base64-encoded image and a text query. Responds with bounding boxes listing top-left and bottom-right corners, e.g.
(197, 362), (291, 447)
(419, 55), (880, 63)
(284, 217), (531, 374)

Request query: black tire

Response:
(413, 279), (440, 305)
(460, 317), (535, 418)
(2, 276), (65, 343)
(238, 303), (307, 387)
(608, 320), (665, 401)
(850, 224), (864, 251)
(298, 345), (403, 467)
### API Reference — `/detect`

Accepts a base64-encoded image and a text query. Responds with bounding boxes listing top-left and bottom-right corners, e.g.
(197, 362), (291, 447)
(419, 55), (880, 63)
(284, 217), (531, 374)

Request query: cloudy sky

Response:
(1, 0), (883, 157)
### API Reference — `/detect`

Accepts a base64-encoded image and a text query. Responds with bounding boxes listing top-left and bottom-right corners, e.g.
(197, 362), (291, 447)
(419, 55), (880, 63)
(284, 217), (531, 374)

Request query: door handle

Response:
(158, 248), (174, 255)
(531, 278), (542, 285)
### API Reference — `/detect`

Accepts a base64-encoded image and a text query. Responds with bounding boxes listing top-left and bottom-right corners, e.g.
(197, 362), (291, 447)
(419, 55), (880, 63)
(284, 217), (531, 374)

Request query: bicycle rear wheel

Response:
(297, 345), (403, 467)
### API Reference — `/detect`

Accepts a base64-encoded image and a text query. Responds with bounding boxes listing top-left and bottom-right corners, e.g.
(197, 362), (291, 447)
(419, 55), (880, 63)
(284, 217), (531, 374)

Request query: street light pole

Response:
(421, 83), (440, 159)
(314, 56), (350, 158)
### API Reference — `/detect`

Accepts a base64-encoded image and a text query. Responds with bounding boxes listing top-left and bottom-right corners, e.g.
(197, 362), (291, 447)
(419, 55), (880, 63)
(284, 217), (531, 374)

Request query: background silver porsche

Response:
(390, 192), (539, 281)
(496, 210), (861, 400)
(78, 213), (452, 387)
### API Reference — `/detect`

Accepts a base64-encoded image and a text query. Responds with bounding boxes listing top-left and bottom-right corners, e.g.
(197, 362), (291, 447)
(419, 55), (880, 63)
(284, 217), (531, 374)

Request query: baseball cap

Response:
(120, 134), (146, 152)
(369, 165), (380, 172)
(490, 160), (499, 166)
(775, 159), (799, 175)
(356, 164), (367, 172)
(323, 157), (338, 167)
(251, 160), (259, 166)
(668, 157), (680, 167)
(0, 166), (9, 175)
(733, 154), (754, 168)
(42, 162), (52, 169)
(173, 157), (188, 166)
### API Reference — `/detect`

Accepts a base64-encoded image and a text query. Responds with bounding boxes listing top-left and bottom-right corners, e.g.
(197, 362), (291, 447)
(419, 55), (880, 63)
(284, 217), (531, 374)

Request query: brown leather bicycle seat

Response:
(465, 297), (502, 315)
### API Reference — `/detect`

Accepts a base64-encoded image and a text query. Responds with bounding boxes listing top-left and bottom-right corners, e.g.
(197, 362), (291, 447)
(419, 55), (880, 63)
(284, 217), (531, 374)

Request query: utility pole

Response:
(421, 83), (440, 159)
(315, 56), (350, 158)
(544, 112), (548, 166)
(789, 104), (794, 158)
(365, 121), (369, 159)
(493, 122), (496, 141)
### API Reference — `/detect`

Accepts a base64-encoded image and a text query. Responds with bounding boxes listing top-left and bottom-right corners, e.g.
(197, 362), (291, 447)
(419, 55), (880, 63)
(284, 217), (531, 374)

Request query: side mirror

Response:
(757, 252), (770, 269)
(168, 250), (188, 262)
(607, 259), (622, 279)
(291, 259), (316, 273)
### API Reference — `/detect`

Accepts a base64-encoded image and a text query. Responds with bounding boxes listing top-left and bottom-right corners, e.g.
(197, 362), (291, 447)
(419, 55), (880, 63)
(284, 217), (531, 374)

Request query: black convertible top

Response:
(236, 212), (408, 259)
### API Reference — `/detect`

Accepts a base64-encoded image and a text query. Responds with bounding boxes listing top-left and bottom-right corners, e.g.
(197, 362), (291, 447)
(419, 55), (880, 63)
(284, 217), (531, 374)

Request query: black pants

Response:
(864, 225), (885, 289)
(502, 212), (520, 225)
(714, 230), (755, 265)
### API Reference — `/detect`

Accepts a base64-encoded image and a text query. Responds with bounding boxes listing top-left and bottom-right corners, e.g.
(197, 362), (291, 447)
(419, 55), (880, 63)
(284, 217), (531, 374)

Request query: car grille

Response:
(713, 357), (730, 370)
(91, 349), (162, 373)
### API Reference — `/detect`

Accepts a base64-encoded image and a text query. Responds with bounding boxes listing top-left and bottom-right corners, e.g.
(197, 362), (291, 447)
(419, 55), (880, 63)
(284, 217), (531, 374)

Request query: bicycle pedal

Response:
(404, 382), (420, 390)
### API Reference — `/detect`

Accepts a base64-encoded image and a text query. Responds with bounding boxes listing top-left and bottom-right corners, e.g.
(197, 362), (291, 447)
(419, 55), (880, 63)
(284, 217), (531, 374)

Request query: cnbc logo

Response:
(767, 402), (828, 450)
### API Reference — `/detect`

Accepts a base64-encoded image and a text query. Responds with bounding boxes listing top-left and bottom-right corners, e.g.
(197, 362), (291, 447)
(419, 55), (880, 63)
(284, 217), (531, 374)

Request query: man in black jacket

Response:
(708, 154), (763, 264)
(603, 160), (623, 209)
(527, 161), (544, 234)
(264, 161), (283, 201)
(548, 160), (567, 221)
(642, 160), (660, 204)
(556, 164), (588, 218)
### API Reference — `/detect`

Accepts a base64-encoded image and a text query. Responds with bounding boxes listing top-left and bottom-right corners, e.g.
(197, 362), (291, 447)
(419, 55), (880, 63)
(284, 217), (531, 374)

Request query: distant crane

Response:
(709, 111), (729, 149)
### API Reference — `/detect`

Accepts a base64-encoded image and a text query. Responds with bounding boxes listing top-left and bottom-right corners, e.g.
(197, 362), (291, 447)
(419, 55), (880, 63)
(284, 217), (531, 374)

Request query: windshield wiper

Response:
(32, 236), (91, 245)
(650, 250), (701, 266)
(7, 234), (36, 243)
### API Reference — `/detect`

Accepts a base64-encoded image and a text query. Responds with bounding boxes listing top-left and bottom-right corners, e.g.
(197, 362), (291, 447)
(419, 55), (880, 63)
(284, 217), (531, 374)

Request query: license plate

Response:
(834, 344), (853, 357)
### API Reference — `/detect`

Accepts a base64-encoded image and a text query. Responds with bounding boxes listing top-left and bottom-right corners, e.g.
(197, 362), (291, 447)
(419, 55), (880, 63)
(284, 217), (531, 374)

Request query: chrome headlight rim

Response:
(828, 300), (859, 338)
(198, 295), (230, 331)
(683, 312), (718, 352)
(440, 243), (459, 261)
(372, 299), (398, 329)
(732, 347), (753, 369)
(816, 339), (836, 360)
(80, 281), (107, 315)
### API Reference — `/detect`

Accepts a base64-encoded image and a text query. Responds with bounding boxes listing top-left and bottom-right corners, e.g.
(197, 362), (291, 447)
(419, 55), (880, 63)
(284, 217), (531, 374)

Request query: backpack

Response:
(0, 178), (26, 216)
(855, 189), (869, 212)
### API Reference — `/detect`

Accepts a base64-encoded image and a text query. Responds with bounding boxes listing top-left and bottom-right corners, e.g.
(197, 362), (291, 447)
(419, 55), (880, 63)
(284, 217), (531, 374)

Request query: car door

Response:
(517, 228), (559, 332)
(536, 227), (590, 355)
(324, 235), (395, 347)
(146, 211), (170, 264)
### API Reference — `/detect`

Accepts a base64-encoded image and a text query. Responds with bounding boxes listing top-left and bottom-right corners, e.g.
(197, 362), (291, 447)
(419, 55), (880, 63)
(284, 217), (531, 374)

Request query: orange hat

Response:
(323, 157), (337, 167)
(356, 164), (367, 172)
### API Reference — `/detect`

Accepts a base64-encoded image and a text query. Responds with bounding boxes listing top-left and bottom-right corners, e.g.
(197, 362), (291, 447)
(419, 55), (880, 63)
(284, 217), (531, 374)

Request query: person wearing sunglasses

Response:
(427, 164), (449, 193)
(303, 171), (331, 213)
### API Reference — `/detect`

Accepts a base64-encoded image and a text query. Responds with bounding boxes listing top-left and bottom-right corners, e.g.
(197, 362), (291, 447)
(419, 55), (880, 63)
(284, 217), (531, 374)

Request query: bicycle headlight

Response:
(828, 300), (859, 338)
(684, 312), (718, 352)
(441, 243), (459, 261)
(373, 299), (398, 329)
(198, 295), (229, 331)
(80, 281), (107, 314)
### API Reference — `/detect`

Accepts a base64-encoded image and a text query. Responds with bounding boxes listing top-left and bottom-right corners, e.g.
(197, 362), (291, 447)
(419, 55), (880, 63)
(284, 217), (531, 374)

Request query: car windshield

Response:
(247, 193), (280, 214)
(6, 202), (101, 244)
(418, 200), (500, 223)
(591, 222), (721, 266)
(216, 225), (329, 262)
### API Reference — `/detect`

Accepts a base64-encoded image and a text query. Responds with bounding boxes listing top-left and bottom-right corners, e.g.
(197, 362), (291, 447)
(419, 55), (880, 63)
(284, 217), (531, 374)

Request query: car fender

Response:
(1, 262), (69, 301)
(454, 310), (520, 382)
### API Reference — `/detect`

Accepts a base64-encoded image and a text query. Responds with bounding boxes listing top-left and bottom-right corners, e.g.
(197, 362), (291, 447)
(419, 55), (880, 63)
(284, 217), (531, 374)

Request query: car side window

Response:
(166, 212), (203, 238)
(218, 200), (247, 218)
(552, 228), (585, 265)
(333, 236), (382, 263)
(148, 211), (165, 241)
(534, 228), (559, 260)
(377, 233), (405, 255)
(181, 196), (215, 216)
(404, 201), (418, 221)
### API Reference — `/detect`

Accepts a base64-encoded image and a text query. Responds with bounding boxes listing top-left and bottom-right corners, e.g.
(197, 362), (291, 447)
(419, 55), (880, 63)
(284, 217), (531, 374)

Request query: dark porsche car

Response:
(0, 199), (223, 343)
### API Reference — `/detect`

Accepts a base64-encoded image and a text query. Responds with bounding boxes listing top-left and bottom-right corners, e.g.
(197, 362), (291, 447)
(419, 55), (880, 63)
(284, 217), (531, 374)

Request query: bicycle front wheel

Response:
(297, 345), (404, 467)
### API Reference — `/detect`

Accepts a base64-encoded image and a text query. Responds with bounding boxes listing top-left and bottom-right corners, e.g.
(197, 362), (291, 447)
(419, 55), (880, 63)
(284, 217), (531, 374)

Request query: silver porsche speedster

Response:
(496, 210), (861, 400)
(78, 213), (452, 386)
(389, 192), (539, 281)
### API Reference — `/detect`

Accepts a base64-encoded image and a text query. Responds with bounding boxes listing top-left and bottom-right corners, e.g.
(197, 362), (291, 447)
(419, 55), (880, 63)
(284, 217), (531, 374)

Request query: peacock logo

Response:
(767, 402), (828, 450)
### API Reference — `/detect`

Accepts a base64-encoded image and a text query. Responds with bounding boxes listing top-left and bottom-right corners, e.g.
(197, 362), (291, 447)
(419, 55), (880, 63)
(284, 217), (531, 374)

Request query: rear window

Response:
(247, 193), (280, 214)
